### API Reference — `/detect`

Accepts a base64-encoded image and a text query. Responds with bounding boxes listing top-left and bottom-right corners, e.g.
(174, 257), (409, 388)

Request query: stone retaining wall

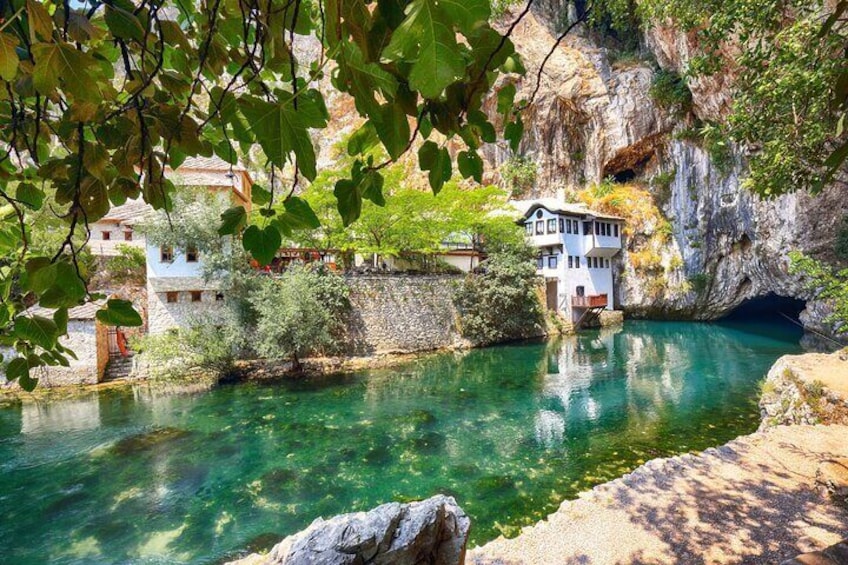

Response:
(344, 275), (469, 355)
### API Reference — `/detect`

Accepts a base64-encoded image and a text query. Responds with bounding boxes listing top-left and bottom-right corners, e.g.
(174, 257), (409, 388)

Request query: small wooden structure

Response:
(572, 293), (608, 329)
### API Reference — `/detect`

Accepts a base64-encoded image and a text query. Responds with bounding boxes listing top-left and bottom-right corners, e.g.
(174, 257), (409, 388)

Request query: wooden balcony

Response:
(572, 294), (608, 308)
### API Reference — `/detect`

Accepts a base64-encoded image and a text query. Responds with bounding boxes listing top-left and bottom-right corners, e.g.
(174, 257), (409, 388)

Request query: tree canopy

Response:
(0, 0), (525, 389)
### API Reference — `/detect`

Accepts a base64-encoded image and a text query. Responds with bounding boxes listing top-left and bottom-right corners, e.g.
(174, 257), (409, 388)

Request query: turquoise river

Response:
(0, 320), (803, 564)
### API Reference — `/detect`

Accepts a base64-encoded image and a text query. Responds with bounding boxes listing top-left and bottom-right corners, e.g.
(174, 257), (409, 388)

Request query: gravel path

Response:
(469, 425), (848, 565)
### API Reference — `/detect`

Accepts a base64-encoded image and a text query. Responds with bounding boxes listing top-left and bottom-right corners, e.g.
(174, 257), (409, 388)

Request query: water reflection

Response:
(0, 320), (802, 565)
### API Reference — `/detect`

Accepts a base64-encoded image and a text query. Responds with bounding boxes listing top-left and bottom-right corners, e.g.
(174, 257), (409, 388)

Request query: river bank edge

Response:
(0, 311), (625, 404)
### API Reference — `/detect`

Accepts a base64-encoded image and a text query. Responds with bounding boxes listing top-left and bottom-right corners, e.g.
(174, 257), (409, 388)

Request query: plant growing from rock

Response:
(499, 156), (538, 197)
(789, 251), (848, 336)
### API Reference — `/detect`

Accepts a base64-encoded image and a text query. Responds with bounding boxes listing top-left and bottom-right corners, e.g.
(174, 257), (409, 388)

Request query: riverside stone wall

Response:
(344, 275), (469, 355)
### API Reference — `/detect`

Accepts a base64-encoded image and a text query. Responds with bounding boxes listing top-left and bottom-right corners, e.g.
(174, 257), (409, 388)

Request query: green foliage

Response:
(104, 244), (146, 285)
(96, 299), (143, 327)
(649, 69), (692, 117)
(293, 164), (519, 264)
(453, 243), (544, 345)
(499, 155), (537, 196)
(651, 169), (676, 205)
(640, 0), (848, 196)
(688, 273), (711, 294)
(789, 251), (848, 335)
(133, 319), (241, 378)
(0, 0), (523, 388)
(248, 266), (350, 366)
(138, 190), (226, 255)
(586, 0), (643, 54)
(836, 216), (848, 261)
(491, 0), (524, 19)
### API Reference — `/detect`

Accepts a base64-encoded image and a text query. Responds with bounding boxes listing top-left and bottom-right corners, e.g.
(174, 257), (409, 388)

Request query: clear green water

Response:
(0, 320), (802, 564)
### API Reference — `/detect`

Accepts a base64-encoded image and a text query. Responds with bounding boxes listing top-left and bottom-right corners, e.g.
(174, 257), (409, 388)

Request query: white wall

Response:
(89, 222), (145, 257)
(146, 244), (204, 279)
(525, 208), (620, 319)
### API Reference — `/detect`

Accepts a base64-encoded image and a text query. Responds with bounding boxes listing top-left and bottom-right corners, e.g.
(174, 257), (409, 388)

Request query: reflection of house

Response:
(514, 198), (624, 327)
(146, 157), (253, 334)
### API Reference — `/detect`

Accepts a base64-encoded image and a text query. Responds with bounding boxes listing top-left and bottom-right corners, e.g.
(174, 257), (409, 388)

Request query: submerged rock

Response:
(226, 495), (470, 565)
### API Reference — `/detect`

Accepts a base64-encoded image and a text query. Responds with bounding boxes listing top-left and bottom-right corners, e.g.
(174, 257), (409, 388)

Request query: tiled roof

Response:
(100, 198), (152, 224)
(511, 198), (625, 222)
(178, 155), (247, 172)
(148, 277), (222, 292)
(26, 299), (107, 321)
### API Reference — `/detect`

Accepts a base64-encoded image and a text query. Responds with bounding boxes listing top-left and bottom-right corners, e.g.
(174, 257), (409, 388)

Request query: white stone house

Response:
(88, 199), (150, 257)
(514, 198), (624, 327)
(146, 157), (253, 334)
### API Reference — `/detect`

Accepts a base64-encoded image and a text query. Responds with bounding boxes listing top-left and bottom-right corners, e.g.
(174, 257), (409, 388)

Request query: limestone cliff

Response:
(487, 3), (847, 338)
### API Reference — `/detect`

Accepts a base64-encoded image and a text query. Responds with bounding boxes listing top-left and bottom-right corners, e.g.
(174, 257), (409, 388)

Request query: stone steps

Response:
(104, 356), (134, 381)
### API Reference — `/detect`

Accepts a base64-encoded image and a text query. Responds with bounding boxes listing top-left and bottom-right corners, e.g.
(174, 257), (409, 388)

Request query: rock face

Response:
(486, 2), (848, 337)
(227, 495), (471, 565)
(759, 352), (848, 429)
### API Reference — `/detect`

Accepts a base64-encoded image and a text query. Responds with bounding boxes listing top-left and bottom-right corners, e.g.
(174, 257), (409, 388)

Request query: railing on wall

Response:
(572, 294), (608, 308)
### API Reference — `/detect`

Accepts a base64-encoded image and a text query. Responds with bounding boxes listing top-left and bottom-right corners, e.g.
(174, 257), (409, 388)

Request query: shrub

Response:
(453, 243), (544, 345)
(836, 215), (848, 261)
(689, 273), (711, 294)
(789, 251), (848, 335)
(133, 312), (242, 378)
(248, 265), (350, 368)
(651, 169), (676, 205)
(649, 69), (693, 117)
(500, 155), (537, 196)
(105, 244), (146, 285)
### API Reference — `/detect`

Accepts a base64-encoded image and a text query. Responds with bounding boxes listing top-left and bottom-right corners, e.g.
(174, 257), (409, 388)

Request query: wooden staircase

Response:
(572, 294), (608, 330)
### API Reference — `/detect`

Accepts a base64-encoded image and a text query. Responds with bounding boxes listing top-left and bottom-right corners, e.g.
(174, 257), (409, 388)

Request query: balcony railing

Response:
(572, 294), (608, 308)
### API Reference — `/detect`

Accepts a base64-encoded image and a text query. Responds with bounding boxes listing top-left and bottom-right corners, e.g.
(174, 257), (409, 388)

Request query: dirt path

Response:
(469, 425), (848, 565)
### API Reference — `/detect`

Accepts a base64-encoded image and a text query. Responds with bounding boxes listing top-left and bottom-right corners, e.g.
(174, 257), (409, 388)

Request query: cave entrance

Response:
(718, 293), (805, 341)
(612, 169), (636, 183)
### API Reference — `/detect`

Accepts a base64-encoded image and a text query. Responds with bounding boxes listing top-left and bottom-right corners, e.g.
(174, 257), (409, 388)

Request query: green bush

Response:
(649, 69), (693, 117)
(836, 215), (848, 261)
(105, 244), (147, 285)
(688, 273), (711, 294)
(248, 265), (350, 368)
(453, 243), (544, 345)
(500, 156), (537, 197)
(789, 251), (848, 335)
(133, 315), (242, 378)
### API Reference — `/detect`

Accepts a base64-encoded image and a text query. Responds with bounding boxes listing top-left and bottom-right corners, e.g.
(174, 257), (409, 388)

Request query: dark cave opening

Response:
(612, 169), (637, 183)
(722, 293), (805, 322)
(718, 293), (806, 341)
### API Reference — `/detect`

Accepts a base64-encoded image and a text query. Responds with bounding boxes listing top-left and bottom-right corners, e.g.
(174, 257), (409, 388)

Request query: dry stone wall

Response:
(344, 275), (469, 355)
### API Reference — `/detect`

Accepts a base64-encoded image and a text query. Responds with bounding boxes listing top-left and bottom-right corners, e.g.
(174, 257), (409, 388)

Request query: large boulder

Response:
(228, 495), (471, 565)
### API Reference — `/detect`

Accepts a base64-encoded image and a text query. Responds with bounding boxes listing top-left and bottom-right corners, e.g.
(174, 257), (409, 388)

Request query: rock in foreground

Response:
(227, 495), (470, 565)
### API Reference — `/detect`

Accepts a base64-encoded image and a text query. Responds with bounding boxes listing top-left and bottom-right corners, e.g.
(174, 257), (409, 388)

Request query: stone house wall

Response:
(29, 320), (100, 387)
(147, 288), (225, 334)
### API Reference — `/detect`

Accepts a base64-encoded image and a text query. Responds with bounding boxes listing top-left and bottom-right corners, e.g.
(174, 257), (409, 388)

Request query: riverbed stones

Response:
(228, 495), (470, 565)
